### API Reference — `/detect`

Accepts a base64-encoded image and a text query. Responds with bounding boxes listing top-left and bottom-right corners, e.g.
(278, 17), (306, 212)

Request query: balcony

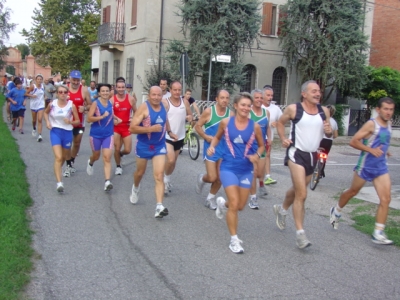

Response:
(97, 22), (126, 52)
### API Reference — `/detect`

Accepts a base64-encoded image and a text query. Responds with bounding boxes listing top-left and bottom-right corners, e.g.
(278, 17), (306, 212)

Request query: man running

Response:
(88, 81), (98, 102)
(63, 70), (91, 177)
(195, 89), (232, 209)
(330, 97), (395, 245)
(112, 78), (137, 175)
(273, 80), (332, 249)
(160, 79), (171, 99)
(129, 86), (177, 218)
(162, 81), (192, 194)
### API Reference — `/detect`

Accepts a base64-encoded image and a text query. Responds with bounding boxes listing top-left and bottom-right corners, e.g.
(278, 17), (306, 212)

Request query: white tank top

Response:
(30, 83), (45, 110)
(49, 99), (73, 131)
(166, 97), (186, 140)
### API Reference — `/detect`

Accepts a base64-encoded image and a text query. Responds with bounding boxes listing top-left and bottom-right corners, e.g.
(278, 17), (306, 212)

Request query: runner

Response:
(330, 97), (395, 245)
(129, 86), (178, 218)
(7, 78), (27, 133)
(208, 92), (265, 253)
(195, 89), (232, 209)
(63, 70), (91, 177)
(160, 79), (171, 99)
(43, 85), (80, 193)
(162, 81), (192, 194)
(112, 79), (137, 175)
(248, 89), (271, 209)
(86, 83), (115, 191)
(88, 81), (98, 102)
(26, 74), (45, 142)
(273, 80), (332, 249)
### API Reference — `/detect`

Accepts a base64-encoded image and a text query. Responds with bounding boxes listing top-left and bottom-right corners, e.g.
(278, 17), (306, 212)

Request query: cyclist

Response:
(319, 105), (339, 177)
(195, 89), (232, 209)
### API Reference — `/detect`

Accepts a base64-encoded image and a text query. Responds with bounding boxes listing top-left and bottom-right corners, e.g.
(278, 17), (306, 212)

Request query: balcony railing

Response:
(98, 22), (126, 45)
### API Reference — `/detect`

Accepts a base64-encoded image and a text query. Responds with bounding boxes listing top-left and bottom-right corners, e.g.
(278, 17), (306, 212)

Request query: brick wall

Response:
(369, 0), (400, 70)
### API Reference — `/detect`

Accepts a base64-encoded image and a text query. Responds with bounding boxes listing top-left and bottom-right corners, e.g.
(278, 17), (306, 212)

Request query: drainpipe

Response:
(158, 0), (165, 72)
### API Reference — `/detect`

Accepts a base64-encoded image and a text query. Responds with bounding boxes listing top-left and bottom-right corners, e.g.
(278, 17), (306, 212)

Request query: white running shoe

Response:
(296, 232), (311, 249)
(216, 197), (227, 219)
(195, 173), (205, 194)
(330, 207), (341, 230)
(63, 166), (71, 178)
(155, 204), (169, 218)
(115, 167), (123, 175)
(37, 134), (43, 142)
(104, 180), (113, 191)
(70, 166), (76, 174)
(229, 239), (244, 254)
(205, 197), (217, 210)
(32, 129), (37, 137)
(56, 182), (64, 193)
(273, 204), (287, 230)
(372, 231), (394, 245)
(164, 182), (172, 195)
(258, 185), (268, 198)
(248, 197), (259, 210)
(86, 159), (93, 175)
(129, 185), (139, 204)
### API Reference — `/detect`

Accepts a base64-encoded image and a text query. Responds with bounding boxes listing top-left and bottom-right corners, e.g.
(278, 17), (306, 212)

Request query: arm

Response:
(82, 87), (92, 113)
(248, 123), (266, 163)
(349, 120), (383, 157)
(24, 85), (36, 98)
(69, 104), (81, 126)
(87, 101), (108, 123)
(207, 118), (228, 156)
(183, 98), (193, 122)
(194, 107), (212, 142)
(276, 104), (295, 148)
(322, 106), (333, 138)
(129, 94), (138, 114)
(129, 103), (162, 134)
(333, 130), (338, 139)
(191, 102), (201, 118)
(266, 110), (272, 146)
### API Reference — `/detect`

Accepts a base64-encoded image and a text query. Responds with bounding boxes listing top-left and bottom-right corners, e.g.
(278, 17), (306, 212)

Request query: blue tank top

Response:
(221, 117), (256, 173)
(89, 88), (98, 101)
(249, 108), (268, 150)
(137, 101), (167, 144)
(355, 119), (391, 172)
(90, 99), (114, 138)
(203, 105), (230, 152)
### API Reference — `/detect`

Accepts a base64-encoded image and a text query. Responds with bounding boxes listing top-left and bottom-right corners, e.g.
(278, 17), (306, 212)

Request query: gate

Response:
(348, 109), (371, 136)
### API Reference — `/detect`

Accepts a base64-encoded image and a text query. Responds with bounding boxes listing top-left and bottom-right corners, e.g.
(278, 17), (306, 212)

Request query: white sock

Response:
(157, 203), (163, 208)
(133, 184), (139, 191)
(374, 223), (385, 235)
(296, 229), (305, 235)
(334, 205), (342, 216)
(250, 194), (256, 200)
(164, 174), (171, 182)
(207, 193), (215, 200)
(230, 235), (238, 242)
(265, 174), (271, 179)
(280, 206), (287, 214)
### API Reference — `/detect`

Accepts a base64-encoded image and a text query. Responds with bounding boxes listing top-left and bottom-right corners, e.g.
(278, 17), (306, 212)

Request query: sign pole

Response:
(182, 53), (186, 96)
(207, 55), (212, 102)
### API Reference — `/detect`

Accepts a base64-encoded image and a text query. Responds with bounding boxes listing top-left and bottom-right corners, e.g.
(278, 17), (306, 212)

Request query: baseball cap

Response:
(69, 70), (82, 79)
(126, 84), (132, 88)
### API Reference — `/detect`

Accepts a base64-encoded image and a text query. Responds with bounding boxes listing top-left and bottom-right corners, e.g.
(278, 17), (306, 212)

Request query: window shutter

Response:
(106, 6), (111, 23)
(277, 8), (286, 36)
(261, 2), (273, 35)
(102, 7), (107, 24)
(131, 0), (138, 26)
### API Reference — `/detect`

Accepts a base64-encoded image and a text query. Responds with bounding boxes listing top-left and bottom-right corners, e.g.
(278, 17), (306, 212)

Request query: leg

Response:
(71, 132), (84, 158)
(338, 172), (366, 209)
(373, 173), (391, 225)
(89, 150), (101, 164)
(102, 148), (113, 180)
(18, 116), (24, 131)
(113, 132), (122, 166)
(203, 159), (222, 193)
(31, 111), (37, 130)
(152, 155), (167, 204)
(52, 145), (64, 183)
(121, 134), (132, 156)
(133, 157), (148, 188)
(165, 143), (179, 176)
(37, 109), (44, 135)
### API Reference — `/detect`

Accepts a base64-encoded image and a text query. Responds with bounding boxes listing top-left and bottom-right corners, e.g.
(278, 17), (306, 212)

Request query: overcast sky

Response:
(5, 0), (38, 46)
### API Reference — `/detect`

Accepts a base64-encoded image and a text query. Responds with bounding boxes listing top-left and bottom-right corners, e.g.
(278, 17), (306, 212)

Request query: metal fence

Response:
(97, 22), (126, 44)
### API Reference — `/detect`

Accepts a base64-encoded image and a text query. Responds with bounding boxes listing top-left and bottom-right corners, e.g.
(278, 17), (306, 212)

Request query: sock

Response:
(105, 179), (110, 182)
(71, 157), (75, 164)
(157, 203), (163, 208)
(66, 159), (72, 167)
(117, 165), (121, 168)
(33, 126), (36, 130)
(120, 151), (124, 157)
(250, 194), (256, 200)
(133, 184), (139, 191)
(374, 223), (385, 235)
(265, 174), (270, 179)
(230, 235), (238, 242)
(207, 193), (215, 200)
(334, 205), (342, 216)
(259, 181), (264, 187)
(89, 162), (93, 166)
(164, 174), (171, 182)
(280, 206), (287, 214)
(296, 229), (305, 235)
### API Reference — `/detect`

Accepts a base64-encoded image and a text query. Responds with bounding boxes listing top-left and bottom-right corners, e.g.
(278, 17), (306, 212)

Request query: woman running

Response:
(86, 83), (115, 191)
(27, 74), (45, 142)
(44, 85), (80, 193)
(207, 92), (265, 254)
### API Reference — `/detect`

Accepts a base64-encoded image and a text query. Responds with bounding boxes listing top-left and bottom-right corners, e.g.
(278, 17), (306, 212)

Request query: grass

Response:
(0, 95), (34, 300)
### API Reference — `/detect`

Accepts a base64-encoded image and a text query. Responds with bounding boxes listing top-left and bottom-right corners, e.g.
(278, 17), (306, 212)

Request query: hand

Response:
(169, 132), (178, 141)
(369, 145), (383, 158)
(267, 139), (272, 147)
(247, 153), (259, 163)
(63, 118), (70, 125)
(103, 111), (109, 118)
(31, 95), (37, 99)
(207, 146), (215, 156)
(205, 135), (213, 143)
(78, 106), (85, 113)
(323, 120), (332, 135)
(151, 124), (163, 132)
(387, 151), (392, 158)
(46, 123), (52, 130)
(281, 138), (292, 148)
(271, 121), (277, 128)
(114, 116), (122, 125)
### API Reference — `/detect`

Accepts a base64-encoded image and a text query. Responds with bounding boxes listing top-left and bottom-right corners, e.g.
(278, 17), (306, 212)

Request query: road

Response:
(7, 109), (400, 299)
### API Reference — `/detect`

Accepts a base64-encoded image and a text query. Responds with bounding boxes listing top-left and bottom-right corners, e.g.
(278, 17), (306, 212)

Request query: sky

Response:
(5, 0), (39, 46)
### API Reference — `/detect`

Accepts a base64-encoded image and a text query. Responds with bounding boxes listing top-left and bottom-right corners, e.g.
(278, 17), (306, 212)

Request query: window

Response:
(131, 0), (138, 27)
(240, 65), (257, 92)
(126, 58), (135, 86)
(102, 5), (111, 24)
(272, 67), (287, 105)
(261, 2), (277, 36)
(102, 61), (109, 83)
(113, 60), (120, 83)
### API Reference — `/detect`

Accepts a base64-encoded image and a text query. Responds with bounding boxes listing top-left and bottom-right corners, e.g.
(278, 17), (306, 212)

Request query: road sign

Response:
(211, 55), (231, 63)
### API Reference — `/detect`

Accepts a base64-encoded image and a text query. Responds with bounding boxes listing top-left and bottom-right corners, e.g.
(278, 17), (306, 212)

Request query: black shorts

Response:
(166, 139), (184, 151)
(72, 127), (85, 136)
(284, 146), (317, 176)
(12, 109), (25, 118)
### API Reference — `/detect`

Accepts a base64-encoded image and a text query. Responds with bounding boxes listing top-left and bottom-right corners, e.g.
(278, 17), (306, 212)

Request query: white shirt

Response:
(166, 97), (186, 141)
(262, 103), (283, 141)
(323, 118), (338, 140)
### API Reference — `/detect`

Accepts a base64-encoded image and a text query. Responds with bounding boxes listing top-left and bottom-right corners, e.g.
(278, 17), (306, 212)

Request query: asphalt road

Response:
(6, 108), (400, 299)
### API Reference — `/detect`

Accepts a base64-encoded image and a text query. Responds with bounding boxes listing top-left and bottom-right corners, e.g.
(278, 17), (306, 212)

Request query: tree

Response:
(0, 0), (16, 70)
(279, 0), (370, 102)
(15, 44), (29, 59)
(165, 0), (261, 99)
(362, 66), (400, 112)
(22, 0), (100, 75)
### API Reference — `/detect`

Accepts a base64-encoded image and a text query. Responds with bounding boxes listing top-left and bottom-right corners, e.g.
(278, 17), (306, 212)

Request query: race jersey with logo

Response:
(48, 99), (73, 131)
(137, 101), (167, 144)
(113, 94), (132, 127)
(68, 84), (85, 127)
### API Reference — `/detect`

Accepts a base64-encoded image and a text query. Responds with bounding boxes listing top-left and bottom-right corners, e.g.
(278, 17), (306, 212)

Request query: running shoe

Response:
(372, 231), (394, 245)
(258, 185), (268, 198)
(195, 173), (205, 194)
(273, 204), (287, 230)
(12, 125), (15, 131)
(86, 159), (93, 175)
(63, 166), (71, 178)
(296, 232), (311, 249)
(229, 239), (244, 254)
(56, 182), (64, 193)
(129, 184), (140, 204)
(32, 129), (36, 137)
(216, 197), (227, 219)
(164, 182), (172, 195)
(205, 197), (217, 210)
(248, 197), (259, 210)
(104, 180), (113, 191)
(37, 134), (43, 142)
(330, 207), (341, 230)
(264, 177), (277, 185)
(70, 166), (76, 174)
(19, 129), (24, 134)
(155, 204), (169, 218)
(115, 167), (123, 175)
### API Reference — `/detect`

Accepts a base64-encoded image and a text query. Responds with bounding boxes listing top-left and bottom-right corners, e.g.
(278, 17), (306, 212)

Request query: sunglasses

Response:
(58, 91), (68, 94)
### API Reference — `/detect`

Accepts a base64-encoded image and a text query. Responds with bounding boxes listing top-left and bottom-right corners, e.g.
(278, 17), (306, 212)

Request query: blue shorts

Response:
(136, 140), (167, 159)
(203, 143), (223, 162)
(354, 166), (388, 182)
(90, 135), (114, 151)
(220, 170), (254, 189)
(50, 127), (73, 149)
(31, 107), (45, 113)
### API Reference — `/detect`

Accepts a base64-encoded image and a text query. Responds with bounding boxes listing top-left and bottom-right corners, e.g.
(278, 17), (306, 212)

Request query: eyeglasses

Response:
(58, 91), (68, 94)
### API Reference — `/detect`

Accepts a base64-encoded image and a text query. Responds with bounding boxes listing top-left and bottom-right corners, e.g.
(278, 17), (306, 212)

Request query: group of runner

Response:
(7, 74), (395, 252)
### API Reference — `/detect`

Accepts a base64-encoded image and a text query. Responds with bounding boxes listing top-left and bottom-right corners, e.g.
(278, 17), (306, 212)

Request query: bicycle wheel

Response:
(310, 160), (322, 190)
(188, 132), (200, 160)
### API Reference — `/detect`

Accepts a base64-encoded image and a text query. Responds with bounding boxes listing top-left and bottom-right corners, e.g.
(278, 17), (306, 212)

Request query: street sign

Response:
(179, 52), (189, 78)
(211, 55), (231, 63)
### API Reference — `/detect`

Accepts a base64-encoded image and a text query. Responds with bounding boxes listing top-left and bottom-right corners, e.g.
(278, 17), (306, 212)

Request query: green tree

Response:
(279, 0), (369, 102)
(362, 66), (400, 112)
(165, 0), (261, 99)
(0, 0), (16, 69)
(22, 0), (100, 75)
(15, 43), (30, 59)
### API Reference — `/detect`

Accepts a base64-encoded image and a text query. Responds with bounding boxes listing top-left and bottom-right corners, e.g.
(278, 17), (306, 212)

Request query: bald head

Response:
(149, 86), (162, 94)
(148, 86), (163, 104)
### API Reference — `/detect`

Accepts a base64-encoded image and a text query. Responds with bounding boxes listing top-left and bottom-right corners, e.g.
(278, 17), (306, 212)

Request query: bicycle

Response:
(183, 120), (200, 160)
(310, 147), (327, 190)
